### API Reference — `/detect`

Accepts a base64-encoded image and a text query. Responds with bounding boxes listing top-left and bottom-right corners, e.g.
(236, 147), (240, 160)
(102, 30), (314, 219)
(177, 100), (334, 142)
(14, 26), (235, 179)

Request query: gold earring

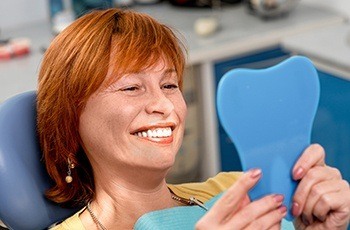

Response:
(65, 158), (75, 183)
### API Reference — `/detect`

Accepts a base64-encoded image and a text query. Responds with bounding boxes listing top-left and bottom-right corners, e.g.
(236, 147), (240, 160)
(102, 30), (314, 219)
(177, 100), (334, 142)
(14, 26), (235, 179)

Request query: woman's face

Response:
(79, 60), (187, 173)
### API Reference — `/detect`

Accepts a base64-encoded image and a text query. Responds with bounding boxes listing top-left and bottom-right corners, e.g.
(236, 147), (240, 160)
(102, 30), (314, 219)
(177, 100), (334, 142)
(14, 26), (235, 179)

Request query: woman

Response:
(37, 8), (350, 229)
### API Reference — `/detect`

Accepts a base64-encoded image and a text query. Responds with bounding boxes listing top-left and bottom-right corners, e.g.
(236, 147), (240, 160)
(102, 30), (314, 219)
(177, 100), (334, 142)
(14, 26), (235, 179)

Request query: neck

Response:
(80, 167), (176, 229)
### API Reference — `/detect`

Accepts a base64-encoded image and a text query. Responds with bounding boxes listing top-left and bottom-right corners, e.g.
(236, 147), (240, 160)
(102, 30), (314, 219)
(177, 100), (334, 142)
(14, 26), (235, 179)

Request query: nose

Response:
(145, 89), (175, 117)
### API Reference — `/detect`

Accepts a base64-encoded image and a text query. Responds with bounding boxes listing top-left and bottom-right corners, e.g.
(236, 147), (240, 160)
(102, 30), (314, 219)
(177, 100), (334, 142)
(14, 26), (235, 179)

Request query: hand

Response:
(196, 169), (287, 230)
(292, 144), (350, 230)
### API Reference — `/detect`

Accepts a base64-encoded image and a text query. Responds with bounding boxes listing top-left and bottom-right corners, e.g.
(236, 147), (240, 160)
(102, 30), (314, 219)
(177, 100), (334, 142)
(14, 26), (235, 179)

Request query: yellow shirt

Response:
(50, 172), (241, 230)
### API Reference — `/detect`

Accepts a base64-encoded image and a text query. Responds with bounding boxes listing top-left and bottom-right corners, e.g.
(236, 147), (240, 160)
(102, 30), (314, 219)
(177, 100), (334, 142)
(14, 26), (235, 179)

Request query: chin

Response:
(145, 156), (176, 173)
(134, 146), (179, 172)
(156, 158), (176, 170)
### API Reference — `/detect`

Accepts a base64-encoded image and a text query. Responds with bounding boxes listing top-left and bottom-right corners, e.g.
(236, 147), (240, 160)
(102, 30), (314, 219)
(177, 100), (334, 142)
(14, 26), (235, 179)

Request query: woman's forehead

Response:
(103, 58), (178, 87)
(109, 56), (175, 76)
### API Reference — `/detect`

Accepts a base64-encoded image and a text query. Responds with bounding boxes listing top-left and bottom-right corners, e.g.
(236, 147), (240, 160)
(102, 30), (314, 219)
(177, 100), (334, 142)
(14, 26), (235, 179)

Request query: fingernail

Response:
(279, 205), (287, 215)
(273, 194), (284, 203)
(301, 214), (310, 226)
(292, 202), (300, 216)
(249, 168), (262, 178)
(294, 167), (304, 180)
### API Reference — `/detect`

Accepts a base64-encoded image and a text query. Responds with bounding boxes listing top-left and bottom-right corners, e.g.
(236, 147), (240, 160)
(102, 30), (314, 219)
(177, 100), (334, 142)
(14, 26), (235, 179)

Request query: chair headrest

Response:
(0, 91), (79, 230)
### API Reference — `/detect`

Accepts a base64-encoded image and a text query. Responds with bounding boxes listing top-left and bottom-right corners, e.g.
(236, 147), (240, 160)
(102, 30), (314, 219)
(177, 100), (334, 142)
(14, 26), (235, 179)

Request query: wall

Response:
(303, 0), (350, 19)
(0, 0), (48, 30)
(0, 0), (350, 30)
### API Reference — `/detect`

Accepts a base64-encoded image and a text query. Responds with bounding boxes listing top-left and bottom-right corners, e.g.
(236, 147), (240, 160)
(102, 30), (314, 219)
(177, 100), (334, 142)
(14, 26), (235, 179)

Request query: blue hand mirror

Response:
(216, 56), (320, 220)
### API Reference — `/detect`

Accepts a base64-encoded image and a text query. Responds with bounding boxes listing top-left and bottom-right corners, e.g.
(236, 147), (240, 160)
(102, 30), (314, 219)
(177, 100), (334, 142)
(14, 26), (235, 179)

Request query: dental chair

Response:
(0, 91), (79, 230)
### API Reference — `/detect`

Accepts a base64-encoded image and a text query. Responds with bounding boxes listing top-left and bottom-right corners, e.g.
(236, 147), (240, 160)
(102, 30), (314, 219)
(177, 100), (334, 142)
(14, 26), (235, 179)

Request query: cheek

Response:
(110, 105), (138, 131)
(79, 98), (134, 147)
(176, 96), (188, 123)
(92, 104), (138, 134)
(79, 105), (108, 149)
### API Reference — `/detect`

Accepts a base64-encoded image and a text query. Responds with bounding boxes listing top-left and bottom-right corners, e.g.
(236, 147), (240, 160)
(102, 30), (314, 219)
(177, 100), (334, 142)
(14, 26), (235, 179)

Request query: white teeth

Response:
(135, 127), (172, 138)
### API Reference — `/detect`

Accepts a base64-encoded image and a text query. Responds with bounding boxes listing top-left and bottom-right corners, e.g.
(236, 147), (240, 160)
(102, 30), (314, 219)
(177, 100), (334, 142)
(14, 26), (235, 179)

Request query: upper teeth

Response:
(135, 127), (172, 138)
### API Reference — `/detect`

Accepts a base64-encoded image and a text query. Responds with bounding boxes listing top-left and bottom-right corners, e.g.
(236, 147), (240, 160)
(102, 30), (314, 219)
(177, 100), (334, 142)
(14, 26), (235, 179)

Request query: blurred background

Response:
(0, 0), (349, 30)
(0, 0), (350, 185)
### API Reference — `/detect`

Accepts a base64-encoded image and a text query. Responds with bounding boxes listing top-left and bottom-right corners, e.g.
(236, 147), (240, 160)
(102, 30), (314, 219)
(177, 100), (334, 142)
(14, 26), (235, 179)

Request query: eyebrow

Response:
(127, 68), (177, 79)
(163, 69), (176, 74)
(132, 68), (176, 74)
(162, 69), (178, 81)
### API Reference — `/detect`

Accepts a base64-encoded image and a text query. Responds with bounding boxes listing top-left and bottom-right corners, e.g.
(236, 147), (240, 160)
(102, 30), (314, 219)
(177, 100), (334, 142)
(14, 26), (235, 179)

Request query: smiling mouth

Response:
(132, 127), (173, 138)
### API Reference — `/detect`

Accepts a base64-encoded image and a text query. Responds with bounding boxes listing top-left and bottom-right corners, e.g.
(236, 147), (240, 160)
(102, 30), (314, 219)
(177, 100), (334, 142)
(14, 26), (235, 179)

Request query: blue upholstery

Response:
(216, 56), (320, 221)
(0, 91), (79, 230)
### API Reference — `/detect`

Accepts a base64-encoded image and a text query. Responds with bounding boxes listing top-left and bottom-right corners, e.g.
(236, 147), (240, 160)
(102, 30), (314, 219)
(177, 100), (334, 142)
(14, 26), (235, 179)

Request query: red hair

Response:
(37, 8), (186, 206)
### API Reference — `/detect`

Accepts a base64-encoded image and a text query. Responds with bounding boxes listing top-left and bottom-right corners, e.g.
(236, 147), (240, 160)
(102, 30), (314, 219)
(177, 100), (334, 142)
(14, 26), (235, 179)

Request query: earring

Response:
(65, 158), (75, 183)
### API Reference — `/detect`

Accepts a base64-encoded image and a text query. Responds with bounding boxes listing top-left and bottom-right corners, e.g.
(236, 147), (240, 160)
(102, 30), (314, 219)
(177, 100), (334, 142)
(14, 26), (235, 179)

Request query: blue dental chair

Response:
(0, 91), (79, 230)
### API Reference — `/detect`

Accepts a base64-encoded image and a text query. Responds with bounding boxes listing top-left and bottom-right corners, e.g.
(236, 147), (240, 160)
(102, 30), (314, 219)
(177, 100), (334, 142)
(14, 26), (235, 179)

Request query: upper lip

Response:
(130, 122), (176, 134)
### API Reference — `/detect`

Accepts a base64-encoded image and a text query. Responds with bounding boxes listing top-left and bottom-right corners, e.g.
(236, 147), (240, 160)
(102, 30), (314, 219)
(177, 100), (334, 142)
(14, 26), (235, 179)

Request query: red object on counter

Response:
(0, 38), (31, 60)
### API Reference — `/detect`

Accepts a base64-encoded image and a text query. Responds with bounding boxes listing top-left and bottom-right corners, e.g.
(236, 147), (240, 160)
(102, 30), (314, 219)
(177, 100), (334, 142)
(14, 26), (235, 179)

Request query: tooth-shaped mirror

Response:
(216, 56), (320, 220)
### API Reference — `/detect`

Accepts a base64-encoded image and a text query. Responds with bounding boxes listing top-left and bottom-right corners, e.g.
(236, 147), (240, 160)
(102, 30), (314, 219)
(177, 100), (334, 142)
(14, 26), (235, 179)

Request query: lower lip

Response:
(136, 136), (174, 144)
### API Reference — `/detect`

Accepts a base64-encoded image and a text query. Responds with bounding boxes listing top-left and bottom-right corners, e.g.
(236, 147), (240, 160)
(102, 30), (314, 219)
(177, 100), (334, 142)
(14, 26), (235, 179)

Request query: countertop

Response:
(282, 23), (350, 79)
(134, 3), (346, 64)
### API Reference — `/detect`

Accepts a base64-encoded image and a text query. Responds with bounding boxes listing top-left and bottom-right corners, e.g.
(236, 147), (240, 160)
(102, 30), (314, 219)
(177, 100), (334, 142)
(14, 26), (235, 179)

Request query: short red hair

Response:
(37, 8), (186, 206)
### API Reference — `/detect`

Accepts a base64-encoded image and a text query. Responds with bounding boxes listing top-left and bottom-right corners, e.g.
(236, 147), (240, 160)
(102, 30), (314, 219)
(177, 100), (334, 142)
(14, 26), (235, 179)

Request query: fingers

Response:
(206, 168), (262, 223)
(312, 187), (350, 225)
(292, 144), (350, 229)
(293, 217), (306, 230)
(244, 207), (285, 230)
(226, 194), (287, 229)
(297, 188), (350, 228)
(196, 168), (289, 230)
(267, 223), (281, 230)
(196, 169), (261, 229)
(292, 166), (342, 217)
(292, 144), (325, 180)
(302, 179), (348, 224)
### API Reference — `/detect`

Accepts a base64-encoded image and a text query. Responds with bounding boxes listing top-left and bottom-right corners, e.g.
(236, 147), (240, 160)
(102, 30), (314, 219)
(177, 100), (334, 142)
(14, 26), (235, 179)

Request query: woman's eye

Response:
(121, 86), (139, 91)
(162, 84), (178, 90)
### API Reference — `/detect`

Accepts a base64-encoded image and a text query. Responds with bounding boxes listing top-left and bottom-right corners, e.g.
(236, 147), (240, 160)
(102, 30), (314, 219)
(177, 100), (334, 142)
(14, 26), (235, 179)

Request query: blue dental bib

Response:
(134, 193), (294, 229)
